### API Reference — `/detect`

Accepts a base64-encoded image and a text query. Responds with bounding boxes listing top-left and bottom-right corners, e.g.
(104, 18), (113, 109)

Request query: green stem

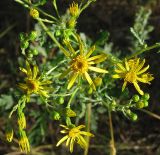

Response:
(84, 103), (91, 155)
(139, 109), (160, 120)
(67, 87), (79, 108)
(37, 19), (70, 57)
(126, 43), (160, 59)
(108, 110), (116, 155)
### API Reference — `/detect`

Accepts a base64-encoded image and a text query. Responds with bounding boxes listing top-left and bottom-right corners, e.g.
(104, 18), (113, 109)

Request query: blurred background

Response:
(0, 0), (160, 155)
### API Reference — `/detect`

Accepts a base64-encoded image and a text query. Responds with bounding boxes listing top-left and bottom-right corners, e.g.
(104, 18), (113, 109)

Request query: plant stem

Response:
(127, 43), (160, 59)
(139, 109), (160, 120)
(67, 87), (79, 108)
(37, 19), (70, 57)
(108, 110), (116, 155)
(84, 103), (91, 155)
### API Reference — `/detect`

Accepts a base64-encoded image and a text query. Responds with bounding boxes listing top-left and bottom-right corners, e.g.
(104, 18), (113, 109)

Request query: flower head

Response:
(56, 124), (94, 153)
(61, 36), (108, 89)
(6, 127), (13, 142)
(69, 2), (79, 17)
(18, 61), (51, 98)
(30, 8), (39, 19)
(18, 130), (30, 153)
(112, 58), (154, 95)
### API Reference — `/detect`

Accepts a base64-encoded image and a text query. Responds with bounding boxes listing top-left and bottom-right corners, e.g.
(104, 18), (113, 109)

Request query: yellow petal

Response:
(88, 66), (108, 73)
(136, 59), (145, 72)
(87, 54), (105, 61)
(78, 135), (87, 148)
(56, 135), (69, 147)
(80, 131), (94, 137)
(76, 125), (85, 130)
(112, 74), (121, 79)
(26, 61), (32, 78)
(18, 83), (28, 90)
(67, 73), (78, 89)
(33, 65), (39, 79)
(86, 45), (96, 58)
(60, 125), (69, 130)
(64, 39), (76, 55)
(94, 55), (107, 64)
(76, 35), (84, 55)
(66, 137), (71, 146)
(125, 58), (129, 71)
(137, 65), (149, 75)
(122, 81), (127, 91)
(117, 63), (126, 71)
(70, 138), (75, 153)
(60, 68), (71, 79)
(19, 67), (27, 74)
(133, 82), (144, 95)
(84, 72), (93, 85)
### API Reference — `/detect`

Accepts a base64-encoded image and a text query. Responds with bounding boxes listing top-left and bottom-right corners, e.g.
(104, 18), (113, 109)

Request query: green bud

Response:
(142, 93), (150, 100)
(28, 53), (33, 58)
(126, 109), (131, 115)
(29, 31), (37, 41)
(136, 101), (144, 109)
(55, 30), (61, 37)
(88, 87), (93, 95)
(19, 33), (26, 41)
(32, 49), (38, 55)
(132, 95), (140, 102)
(5, 127), (14, 142)
(130, 112), (138, 121)
(52, 111), (60, 120)
(59, 97), (64, 104)
(66, 108), (76, 117)
(143, 100), (149, 107)
(21, 41), (29, 49)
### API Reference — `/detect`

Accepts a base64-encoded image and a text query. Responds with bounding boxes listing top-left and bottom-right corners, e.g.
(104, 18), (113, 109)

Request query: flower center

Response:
(125, 71), (137, 83)
(69, 128), (80, 137)
(71, 55), (88, 73)
(26, 79), (39, 91)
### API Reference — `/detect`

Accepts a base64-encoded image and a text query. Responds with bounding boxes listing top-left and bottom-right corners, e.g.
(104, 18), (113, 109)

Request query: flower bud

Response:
(30, 8), (39, 19)
(130, 112), (138, 121)
(88, 87), (93, 95)
(19, 33), (26, 41)
(94, 77), (102, 87)
(59, 97), (64, 104)
(136, 101), (144, 109)
(132, 95), (140, 102)
(52, 111), (61, 120)
(29, 31), (37, 41)
(69, 2), (79, 17)
(66, 108), (76, 117)
(21, 41), (29, 49)
(5, 127), (13, 142)
(142, 93), (150, 100)
(32, 49), (38, 55)
(143, 100), (149, 107)
(68, 18), (77, 29)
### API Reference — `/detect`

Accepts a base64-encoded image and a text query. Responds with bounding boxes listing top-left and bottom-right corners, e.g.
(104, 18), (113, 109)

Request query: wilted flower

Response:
(18, 130), (30, 153)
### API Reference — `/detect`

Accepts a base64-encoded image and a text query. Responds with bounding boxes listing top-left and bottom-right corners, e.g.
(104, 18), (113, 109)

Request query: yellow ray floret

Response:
(18, 61), (52, 98)
(69, 2), (79, 17)
(112, 58), (154, 95)
(61, 36), (108, 90)
(56, 124), (94, 153)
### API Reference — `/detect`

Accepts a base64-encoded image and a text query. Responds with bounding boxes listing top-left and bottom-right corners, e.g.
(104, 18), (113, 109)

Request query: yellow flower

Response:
(69, 2), (80, 17)
(61, 36), (108, 89)
(18, 61), (51, 98)
(112, 58), (154, 95)
(18, 130), (30, 153)
(6, 128), (14, 142)
(56, 124), (94, 153)
(30, 8), (39, 19)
